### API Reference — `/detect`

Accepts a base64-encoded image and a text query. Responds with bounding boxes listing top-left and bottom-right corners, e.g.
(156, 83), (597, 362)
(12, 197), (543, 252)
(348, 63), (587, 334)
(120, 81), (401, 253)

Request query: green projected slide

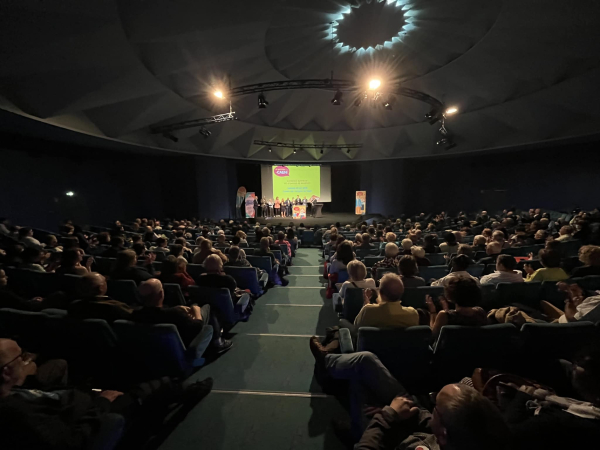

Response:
(272, 165), (320, 199)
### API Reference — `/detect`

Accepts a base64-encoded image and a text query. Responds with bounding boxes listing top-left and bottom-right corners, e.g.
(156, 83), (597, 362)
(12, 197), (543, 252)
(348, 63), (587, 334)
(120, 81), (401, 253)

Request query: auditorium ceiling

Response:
(1, 0), (600, 162)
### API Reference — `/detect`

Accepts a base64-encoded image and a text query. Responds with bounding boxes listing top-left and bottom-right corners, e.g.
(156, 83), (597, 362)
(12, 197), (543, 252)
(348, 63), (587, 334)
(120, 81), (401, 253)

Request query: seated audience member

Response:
(131, 242), (148, 259)
(0, 217), (11, 236)
(215, 234), (230, 249)
(571, 245), (600, 277)
(286, 228), (298, 253)
(477, 241), (503, 265)
(0, 269), (53, 311)
(160, 255), (196, 293)
(274, 231), (292, 260)
(196, 254), (251, 312)
(411, 246), (431, 266)
(426, 278), (487, 340)
(192, 239), (227, 265)
(540, 282), (600, 323)
(357, 233), (373, 250)
(431, 255), (480, 287)
(168, 243), (185, 260)
(101, 237), (125, 258)
(19, 248), (48, 272)
(193, 236), (205, 254)
(68, 272), (133, 322)
(353, 233), (363, 247)
(502, 344), (600, 450)
(44, 235), (62, 252)
(110, 249), (156, 285)
(423, 233), (440, 254)
(132, 279), (210, 347)
(55, 248), (93, 275)
(229, 236), (247, 259)
(524, 249), (568, 282)
(400, 238), (413, 255)
(472, 235), (487, 253)
(555, 225), (574, 242)
(492, 230), (510, 249)
(225, 246), (252, 269)
(398, 255), (426, 288)
(480, 254), (524, 285)
(307, 347), (509, 450)
(329, 241), (354, 275)
(0, 338), (214, 449)
(372, 243), (400, 280)
(482, 227), (493, 243)
(17, 227), (44, 251)
(344, 273), (418, 330)
(439, 232), (459, 254)
(337, 260), (376, 303)
(149, 237), (169, 254)
(533, 229), (548, 245)
(235, 230), (248, 245)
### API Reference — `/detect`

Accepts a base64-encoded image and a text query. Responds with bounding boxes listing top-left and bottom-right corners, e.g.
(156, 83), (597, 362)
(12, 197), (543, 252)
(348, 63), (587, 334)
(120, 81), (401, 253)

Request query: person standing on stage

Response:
(267, 198), (274, 218)
(253, 195), (259, 218)
(261, 197), (267, 218)
(285, 198), (292, 218)
(281, 198), (287, 218)
(274, 197), (281, 217)
(295, 195), (301, 205)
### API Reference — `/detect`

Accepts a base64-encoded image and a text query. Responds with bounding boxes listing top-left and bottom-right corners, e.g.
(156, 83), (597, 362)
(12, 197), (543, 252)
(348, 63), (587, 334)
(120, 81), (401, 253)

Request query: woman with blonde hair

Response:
(401, 238), (413, 255)
(571, 245), (600, 277)
(410, 246), (431, 266)
(337, 260), (376, 304)
(235, 230), (248, 245)
(192, 239), (227, 265)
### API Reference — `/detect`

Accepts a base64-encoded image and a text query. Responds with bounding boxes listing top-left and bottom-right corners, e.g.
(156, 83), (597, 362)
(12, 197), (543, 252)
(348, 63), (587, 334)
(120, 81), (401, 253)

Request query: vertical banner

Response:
(245, 192), (256, 218)
(236, 186), (247, 218)
(355, 191), (366, 215)
(293, 205), (306, 219)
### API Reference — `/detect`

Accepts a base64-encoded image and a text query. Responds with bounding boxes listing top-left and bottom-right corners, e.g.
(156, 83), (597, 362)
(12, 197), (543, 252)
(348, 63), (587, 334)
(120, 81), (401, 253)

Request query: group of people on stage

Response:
(258, 195), (310, 219)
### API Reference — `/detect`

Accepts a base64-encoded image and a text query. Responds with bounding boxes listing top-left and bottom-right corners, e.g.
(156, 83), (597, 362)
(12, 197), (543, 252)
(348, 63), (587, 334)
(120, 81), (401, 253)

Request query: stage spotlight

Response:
(331, 90), (343, 105)
(214, 90), (224, 99)
(199, 128), (212, 138)
(163, 133), (178, 143)
(368, 79), (381, 90)
(383, 95), (397, 111)
(258, 93), (269, 109)
(445, 107), (458, 115)
(65, 191), (74, 197)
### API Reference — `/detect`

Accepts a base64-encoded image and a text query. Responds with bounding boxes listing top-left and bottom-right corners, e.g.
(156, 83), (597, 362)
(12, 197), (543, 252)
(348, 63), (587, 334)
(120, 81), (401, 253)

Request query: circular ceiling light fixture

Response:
(331, 0), (416, 54)
(214, 90), (224, 99)
(368, 79), (381, 90)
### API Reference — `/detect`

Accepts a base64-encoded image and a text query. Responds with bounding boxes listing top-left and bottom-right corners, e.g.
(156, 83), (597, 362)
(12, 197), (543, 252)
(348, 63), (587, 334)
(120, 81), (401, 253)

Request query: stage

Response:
(253, 213), (361, 227)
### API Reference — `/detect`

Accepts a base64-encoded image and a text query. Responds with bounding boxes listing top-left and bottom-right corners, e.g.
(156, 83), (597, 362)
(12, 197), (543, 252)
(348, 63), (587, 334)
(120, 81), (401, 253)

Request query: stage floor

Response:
(255, 212), (359, 227)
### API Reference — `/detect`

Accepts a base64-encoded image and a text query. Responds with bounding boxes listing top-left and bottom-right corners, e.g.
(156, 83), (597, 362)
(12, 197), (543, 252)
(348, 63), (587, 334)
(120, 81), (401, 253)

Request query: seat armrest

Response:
(339, 328), (354, 353)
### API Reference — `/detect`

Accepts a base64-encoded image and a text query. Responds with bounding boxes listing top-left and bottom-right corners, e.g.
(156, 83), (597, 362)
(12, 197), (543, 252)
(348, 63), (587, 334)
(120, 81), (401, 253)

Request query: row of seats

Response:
(339, 321), (600, 391)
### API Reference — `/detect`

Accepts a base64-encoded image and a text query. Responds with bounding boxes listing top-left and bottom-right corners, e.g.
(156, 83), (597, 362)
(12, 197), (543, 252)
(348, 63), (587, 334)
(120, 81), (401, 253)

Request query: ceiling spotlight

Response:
(258, 93), (269, 109)
(163, 133), (178, 143)
(445, 107), (458, 115)
(293, 148), (297, 154)
(425, 109), (441, 125)
(268, 146), (272, 153)
(65, 191), (74, 197)
(199, 128), (212, 138)
(346, 148), (351, 154)
(354, 92), (368, 107)
(383, 95), (397, 111)
(214, 90), (224, 99)
(320, 148), (324, 155)
(331, 90), (343, 105)
(368, 79), (381, 90)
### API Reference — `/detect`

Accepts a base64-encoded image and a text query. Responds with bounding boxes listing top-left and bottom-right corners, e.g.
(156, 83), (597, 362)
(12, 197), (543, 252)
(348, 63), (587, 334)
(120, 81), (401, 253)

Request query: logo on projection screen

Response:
(274, 166), (289, 177)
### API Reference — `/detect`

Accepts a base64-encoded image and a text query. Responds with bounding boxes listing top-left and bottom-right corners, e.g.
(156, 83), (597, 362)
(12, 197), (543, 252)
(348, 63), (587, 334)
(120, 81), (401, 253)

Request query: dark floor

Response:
(158, 248), (349, 450)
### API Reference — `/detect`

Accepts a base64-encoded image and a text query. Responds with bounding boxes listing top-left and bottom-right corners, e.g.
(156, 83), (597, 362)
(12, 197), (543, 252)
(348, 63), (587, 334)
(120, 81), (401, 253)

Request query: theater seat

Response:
(466, 264), (485, 278)
(426, 253), (447, 266)
(301, 230), (314, 246)
(402, 286), (444, 309)
(433, 324), (521, 384)
(520, 321), (598, 362)
(363, 256), (383, 267)
(540, 281), (567, 308)
(186, 264), (206, 278)
(0, 308), (48, 352)
(342, 288), (364, 323)
(246, 255), (272, 273)
(497, 282), (542, 308)
(224, 266), (265, 296)
(163, 283), (187, 306)
(107, 279), (140, 306)
(113, 320), (212, 379)
(374, 266), (399, 282)
(188, 286), (249, 326)
(418, 265), (449, 283)
(357, 326), (433, 390)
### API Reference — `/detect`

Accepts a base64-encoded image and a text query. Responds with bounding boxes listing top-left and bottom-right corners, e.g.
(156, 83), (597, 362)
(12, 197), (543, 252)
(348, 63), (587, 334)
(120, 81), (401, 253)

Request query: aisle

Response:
(157, 248), (348, 450)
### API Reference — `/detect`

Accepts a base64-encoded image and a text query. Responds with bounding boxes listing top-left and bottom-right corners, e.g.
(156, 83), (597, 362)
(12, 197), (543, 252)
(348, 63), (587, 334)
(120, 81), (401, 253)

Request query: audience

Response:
(196, 254), (251, 313)
(524, 249), (568, 282)
(111, 249), (156, 285)
(17, 227), (44, 251)
(56, 248), (93, 275)
(192, 239), (227, 265)
(398, 255), (426, 288)
(372, 243), (400, 280)
(571, 245), (600, 277)
(439, 232), (459, 254)
(68, 273), (133, 322)
(431, 255), (480, 287)
(160, 255), (196, 293)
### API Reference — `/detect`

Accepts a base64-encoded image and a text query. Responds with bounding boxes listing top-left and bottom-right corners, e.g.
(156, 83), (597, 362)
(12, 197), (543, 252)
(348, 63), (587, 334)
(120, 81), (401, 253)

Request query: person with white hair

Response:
(196, 254), (251, 313)
(400, 238), (413, 255)
(373, 243), (401, 280)
(410, 246), (430, 266)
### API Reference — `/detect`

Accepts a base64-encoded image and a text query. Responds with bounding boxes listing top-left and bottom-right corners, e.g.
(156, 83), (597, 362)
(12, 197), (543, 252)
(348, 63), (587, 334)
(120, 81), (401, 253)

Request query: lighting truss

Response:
(150, 111), (236, 134)
(253, 140), (362, 150)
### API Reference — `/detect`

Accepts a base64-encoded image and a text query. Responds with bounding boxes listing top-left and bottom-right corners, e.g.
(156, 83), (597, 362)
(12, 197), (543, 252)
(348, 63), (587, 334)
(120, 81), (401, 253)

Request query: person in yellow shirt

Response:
(524, 249), (568, 282)
(352, 273), (419, 329)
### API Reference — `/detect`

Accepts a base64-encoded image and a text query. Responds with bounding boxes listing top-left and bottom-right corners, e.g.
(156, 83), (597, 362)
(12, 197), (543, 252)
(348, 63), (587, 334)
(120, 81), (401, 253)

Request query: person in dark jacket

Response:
(110, 249), (156, 285)
(68, 273), (133, 323)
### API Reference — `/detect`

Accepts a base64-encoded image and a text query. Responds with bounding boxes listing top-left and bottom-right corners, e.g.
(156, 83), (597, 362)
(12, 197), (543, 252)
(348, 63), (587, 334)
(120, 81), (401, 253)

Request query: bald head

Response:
(81, 272), (107, 297)
(378, 273), (405, 302)
(138, 278), (164, 307)
(486, 241), (502, 255)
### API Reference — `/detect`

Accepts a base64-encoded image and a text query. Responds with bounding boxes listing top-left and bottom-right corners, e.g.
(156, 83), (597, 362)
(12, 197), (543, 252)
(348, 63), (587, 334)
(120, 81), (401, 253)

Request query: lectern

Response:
(312, 203), (323, 218)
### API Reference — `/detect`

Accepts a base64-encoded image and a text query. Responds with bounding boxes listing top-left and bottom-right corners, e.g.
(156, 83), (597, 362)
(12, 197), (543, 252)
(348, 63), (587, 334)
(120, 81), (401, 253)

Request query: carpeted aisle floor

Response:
(157, 248), (349, 450)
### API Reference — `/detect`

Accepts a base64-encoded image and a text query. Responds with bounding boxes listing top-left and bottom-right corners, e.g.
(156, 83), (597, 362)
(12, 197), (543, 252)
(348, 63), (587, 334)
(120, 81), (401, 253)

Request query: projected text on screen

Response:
(272, 165), (320, 199)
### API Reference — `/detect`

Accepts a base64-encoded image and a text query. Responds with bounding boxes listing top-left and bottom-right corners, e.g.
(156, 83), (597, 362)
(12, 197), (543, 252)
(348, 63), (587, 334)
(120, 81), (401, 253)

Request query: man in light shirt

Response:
(480, 254), (524, 285)
(431, 255), (480, 287)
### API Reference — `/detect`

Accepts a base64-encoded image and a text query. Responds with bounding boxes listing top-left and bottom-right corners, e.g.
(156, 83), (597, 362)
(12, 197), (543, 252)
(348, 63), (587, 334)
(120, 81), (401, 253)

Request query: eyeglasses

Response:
(0, 350), (25, 370)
